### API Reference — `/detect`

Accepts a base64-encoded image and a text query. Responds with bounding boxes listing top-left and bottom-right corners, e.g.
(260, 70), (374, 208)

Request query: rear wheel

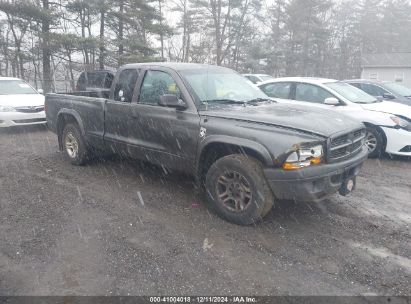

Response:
(365, 127), (384, 158)
(205, 154), (274, 225)
(62, 123), (89, 165)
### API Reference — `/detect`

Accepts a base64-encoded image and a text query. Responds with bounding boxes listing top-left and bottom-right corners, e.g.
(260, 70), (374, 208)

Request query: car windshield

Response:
(180, 68), (268, 104)
(384, 82), (411, 97)
(0, 79), (37, 95)
(325, 82), (378, 103)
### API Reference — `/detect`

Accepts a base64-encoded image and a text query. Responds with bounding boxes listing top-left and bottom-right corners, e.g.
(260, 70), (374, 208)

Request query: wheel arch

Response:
(363, 122), (387, 152)
(196, 136), (273, 185)
(56, 109), (85, 151)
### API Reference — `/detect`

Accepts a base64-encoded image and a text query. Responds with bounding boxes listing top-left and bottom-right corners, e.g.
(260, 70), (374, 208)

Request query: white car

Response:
(258, 77), (411, 157)
(0, 77), (46, 128)
(242, 74), (274, 84)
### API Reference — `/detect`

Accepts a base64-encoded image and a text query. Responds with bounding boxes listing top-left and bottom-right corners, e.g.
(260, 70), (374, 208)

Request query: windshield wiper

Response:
(202, 99), (246, 105)
(246, 97), (274, 103)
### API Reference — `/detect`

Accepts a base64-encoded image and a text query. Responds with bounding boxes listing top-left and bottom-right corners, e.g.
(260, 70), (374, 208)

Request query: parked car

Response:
(74, 70), (115, 98)
(345, 79), (411, 105)
(0, 77), (46, 128)
(258, 77), (411, 158)
(46, 63), (368, 225)
(242, 73), (274, 84)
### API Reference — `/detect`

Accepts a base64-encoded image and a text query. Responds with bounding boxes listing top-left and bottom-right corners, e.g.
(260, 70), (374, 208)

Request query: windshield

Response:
(325, 82), (377, 103)
(384, 82), (411, 97)
(180, 69), (267, 104)
(0, 80), (37, 95)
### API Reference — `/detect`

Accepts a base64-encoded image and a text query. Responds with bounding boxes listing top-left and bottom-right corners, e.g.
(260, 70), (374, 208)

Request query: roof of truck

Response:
(80, 70), (115, 74)
(122, 62), (232, 71)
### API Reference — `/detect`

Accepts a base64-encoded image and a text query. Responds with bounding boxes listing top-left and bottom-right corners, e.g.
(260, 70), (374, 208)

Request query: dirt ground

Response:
(0, 125), (410, 296)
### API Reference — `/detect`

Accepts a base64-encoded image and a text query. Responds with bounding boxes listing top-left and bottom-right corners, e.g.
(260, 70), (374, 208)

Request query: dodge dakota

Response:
(46, 63), (368, 225)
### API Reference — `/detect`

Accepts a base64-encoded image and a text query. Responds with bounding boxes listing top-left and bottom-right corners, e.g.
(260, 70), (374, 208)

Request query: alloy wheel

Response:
(365, 132), (378, 153)
(65, 132), (79, 159)
(216, 170), (252, 212)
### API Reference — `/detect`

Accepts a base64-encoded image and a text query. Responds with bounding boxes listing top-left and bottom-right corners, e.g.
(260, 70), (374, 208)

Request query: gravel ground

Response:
(0, 125), (410, 296)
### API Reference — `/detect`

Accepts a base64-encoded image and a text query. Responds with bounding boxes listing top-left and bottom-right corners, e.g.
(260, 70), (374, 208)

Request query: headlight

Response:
(391, 115), (410, 130)
(0, 105), (16, 112)
(283, 144), (323, 170)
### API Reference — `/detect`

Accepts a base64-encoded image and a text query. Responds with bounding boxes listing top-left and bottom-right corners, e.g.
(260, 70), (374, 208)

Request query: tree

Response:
(283, 0), (333, 76)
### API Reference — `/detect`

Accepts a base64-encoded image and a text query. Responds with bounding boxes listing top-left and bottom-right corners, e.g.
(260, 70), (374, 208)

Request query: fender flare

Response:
(56, 109), (86, 135)
(197, 135), (273, 167)
(56, 109), (86, 149)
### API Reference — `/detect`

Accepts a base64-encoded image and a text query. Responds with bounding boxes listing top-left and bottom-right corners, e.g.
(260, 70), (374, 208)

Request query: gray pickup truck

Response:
(46, 62), (368, 225)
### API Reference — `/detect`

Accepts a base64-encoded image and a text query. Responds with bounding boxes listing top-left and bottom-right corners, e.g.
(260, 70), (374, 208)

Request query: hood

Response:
(0, 94), (45, 107)
(199, 103), (363, 137)
(360, 101), (411, 119)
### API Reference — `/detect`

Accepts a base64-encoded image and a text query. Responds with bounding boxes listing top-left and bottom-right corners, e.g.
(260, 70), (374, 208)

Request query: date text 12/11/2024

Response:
(149, 297), (257, 303)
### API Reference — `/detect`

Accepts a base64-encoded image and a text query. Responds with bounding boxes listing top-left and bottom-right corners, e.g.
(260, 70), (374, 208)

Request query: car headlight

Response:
(283, 144), (323, 170)
(391, 115), (411, 130)
(0, 105), (16, 112)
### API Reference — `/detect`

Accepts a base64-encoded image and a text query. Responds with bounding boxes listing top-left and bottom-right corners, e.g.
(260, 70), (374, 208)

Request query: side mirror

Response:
(324, 97), (340, 106)
(159, 94), (187, 109)
(37, 89), (44, 94)
(382, 92), (395, 100)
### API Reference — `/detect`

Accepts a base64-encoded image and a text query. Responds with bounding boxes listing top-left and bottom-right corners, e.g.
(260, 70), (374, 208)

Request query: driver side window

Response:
(295, 83), (334, 103)
(139, 70), (181, 105)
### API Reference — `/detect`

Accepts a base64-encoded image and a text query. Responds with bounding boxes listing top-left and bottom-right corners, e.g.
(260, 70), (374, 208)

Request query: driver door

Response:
(130, 68), (201, 173)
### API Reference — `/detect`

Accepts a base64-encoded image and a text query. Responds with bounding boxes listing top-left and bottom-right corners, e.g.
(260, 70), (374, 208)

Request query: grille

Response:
(13, 118), (46, 124)
(329, 128), (366, 161)
(15, 106), (45, 113)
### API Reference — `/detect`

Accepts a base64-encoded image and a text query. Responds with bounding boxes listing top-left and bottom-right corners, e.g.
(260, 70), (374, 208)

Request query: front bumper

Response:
(381, 127), (411, 156)
(0, 111), (46, 128)
(263, 147), (368, 202)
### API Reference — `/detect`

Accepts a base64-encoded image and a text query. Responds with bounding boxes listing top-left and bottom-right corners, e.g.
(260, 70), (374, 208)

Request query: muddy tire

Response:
(365, 127), (384, 158)
(205, 154), (274, 225)
(62, 123), (89, 165)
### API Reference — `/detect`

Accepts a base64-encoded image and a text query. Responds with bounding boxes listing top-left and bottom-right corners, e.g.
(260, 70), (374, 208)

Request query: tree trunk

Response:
(182, 0), (189, 62)
(42, 0), (52, 93)
(4, 29), (10, 76)
(67, 50), (75, 91)
(159, 0), (164, 60)
(118, 0), (124, 66)
(80, 8), (90, 70)
(99, 7), (105, 69)
(18, 43), (24, 79)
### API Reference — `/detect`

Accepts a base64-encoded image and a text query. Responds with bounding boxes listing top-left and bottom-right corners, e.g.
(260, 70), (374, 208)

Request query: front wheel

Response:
(365, 127), (384, 158)
(205, 154), (274, 225)
(62, 123), (89, 165)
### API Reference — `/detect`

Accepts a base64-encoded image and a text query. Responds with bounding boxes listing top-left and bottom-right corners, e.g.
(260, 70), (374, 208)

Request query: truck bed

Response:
(45, 93), (106, 147)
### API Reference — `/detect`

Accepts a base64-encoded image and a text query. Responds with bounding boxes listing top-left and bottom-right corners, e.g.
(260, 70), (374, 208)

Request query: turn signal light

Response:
(283, 157), (322, 170)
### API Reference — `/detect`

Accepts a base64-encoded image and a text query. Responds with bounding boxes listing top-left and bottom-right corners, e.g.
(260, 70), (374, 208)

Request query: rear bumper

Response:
(0, 111), (46, 128)
(381, 127), (411, 156)
(263, 147), (368, 201)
